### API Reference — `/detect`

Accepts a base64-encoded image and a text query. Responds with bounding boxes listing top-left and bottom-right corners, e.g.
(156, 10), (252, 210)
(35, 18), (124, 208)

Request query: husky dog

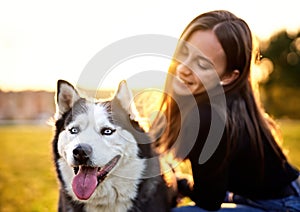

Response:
(52, 80), (173, 212)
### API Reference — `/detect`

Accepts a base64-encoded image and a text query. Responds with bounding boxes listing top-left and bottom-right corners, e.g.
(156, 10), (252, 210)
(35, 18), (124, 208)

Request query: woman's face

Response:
(173, 30), (227, 95)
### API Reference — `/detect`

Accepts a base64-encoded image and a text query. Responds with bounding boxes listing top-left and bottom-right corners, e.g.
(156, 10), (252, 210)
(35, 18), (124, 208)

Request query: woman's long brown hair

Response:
(150, 10), (287, 174)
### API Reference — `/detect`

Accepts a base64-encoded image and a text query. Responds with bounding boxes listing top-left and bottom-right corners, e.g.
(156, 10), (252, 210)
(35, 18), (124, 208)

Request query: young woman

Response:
(150, 10), (300, 211)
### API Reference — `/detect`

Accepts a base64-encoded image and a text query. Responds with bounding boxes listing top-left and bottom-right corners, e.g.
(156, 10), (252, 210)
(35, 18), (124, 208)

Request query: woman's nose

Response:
(176, 63), (192, 76)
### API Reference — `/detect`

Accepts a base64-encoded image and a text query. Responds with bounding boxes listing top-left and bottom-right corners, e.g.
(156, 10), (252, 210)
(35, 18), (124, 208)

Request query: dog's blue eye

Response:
(100, 127), (116, 136)
(69, 126), (80, 134)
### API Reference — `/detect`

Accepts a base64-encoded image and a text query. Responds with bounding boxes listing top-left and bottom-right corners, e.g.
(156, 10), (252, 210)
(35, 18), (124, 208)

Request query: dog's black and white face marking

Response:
(57, 101), (124, 200)
(55, 80), (146, 210)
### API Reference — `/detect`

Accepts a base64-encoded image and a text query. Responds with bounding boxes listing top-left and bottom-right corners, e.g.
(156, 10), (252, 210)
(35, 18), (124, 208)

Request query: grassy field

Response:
(0, 120), (300, 211)
(0, 125), (58, 212)
(278, 119), (300, 168)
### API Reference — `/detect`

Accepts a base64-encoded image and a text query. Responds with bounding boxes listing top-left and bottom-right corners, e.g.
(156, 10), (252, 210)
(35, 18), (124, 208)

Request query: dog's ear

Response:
(114, 80), (139, 121)
(56, 80), (80, 118)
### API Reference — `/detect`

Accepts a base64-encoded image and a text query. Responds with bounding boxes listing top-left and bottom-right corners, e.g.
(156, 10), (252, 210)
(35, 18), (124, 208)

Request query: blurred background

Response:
(0, 0), (300, 211)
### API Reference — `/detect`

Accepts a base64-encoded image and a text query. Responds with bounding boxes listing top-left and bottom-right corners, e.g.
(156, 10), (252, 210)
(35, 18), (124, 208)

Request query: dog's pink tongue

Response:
(72, 167), (98, 200)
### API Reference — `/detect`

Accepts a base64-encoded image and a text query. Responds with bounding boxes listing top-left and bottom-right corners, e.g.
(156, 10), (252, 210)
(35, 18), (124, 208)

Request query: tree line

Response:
(260, 29), (300, 119)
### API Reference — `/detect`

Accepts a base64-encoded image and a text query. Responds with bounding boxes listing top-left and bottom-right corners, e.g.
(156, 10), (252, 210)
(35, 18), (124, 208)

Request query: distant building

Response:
(0, 90), (55, 124)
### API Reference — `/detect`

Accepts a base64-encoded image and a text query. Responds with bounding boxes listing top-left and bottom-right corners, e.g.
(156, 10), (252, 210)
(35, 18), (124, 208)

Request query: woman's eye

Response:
(100, 127), (116, 136)
(198, 62), (207, 69)
(69, 126), (80, 134)
(197, 58), (211, 70)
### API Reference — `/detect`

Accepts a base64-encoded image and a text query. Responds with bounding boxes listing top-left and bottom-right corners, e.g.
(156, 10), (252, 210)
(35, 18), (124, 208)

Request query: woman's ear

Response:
(220, 70), (240, 86)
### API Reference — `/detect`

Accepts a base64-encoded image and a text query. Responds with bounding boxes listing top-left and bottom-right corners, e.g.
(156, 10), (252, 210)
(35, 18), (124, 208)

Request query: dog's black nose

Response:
(73, 144), (92, 164)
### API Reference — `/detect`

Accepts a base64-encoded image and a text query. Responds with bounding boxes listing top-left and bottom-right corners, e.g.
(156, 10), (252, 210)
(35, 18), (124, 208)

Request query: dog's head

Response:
(54, 80), (146, 202)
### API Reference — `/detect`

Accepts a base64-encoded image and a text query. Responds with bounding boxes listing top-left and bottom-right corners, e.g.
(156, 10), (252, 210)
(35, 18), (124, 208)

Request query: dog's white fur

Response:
(56, 81), (146, 211)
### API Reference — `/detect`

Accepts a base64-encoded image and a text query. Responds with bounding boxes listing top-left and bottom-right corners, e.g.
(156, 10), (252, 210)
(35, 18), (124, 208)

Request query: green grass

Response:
(0, 120), (299, 211)
(0, 125), (58, 212)
(278, 119), (300, 169)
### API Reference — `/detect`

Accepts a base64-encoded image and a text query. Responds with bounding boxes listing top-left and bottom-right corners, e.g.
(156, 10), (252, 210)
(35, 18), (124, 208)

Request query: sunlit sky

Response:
(1, 0), (299, 91)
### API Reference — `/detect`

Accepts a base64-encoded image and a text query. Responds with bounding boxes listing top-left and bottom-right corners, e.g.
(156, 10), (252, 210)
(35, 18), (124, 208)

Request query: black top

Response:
(178, 103), (299, 210)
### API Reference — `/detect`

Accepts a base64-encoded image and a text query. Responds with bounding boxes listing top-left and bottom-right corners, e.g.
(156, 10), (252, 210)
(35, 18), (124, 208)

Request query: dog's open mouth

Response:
(72, 155), (121, 200)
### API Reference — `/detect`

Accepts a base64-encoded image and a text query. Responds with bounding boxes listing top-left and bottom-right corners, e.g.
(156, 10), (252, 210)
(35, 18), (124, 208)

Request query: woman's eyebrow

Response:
(178, 43), (215, 68)
(184, 44), (209, 61)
